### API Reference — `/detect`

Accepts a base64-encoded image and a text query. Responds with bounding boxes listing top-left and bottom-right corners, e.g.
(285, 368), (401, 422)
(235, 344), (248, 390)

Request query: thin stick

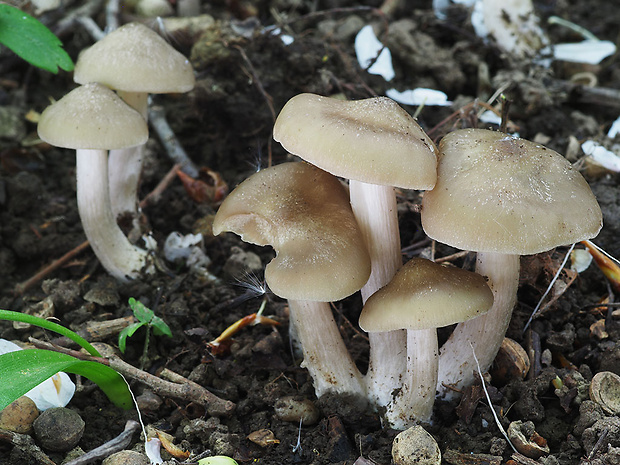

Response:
(471, 342), (517, 454)
(233, 46), (276, 167)
(523, 243), (575, 332)
(63, 420), (140, 465)
(30, 338), (235, 417)
(149, 105), (199, 177)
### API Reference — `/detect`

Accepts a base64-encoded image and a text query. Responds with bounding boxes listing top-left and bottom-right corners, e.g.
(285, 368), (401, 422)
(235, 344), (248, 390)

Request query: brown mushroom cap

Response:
(37, 83), (148, 150)
(273, 93), (437, 189)
(213, 162), (371, 301)
(73, 23), (194, 93)
(421, 128), (603, 254)
(359, 257), (493, 332)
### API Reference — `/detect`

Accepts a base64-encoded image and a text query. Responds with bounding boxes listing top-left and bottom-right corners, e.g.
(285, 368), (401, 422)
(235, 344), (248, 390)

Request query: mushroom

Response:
(421, 128), (603, 398)
(37, 83), (150, 281)
(212, 162), (371, 397)
(74, 22), (195, 237)
(273, 93), (437, 407)
(359, 257), (493, 427)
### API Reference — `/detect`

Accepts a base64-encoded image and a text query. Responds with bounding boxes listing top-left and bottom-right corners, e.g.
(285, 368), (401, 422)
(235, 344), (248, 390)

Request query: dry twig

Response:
(29, 338), (235, 417)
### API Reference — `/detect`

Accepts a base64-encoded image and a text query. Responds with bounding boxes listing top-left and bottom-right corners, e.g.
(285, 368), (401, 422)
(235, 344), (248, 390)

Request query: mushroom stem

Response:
(437, 252), (519, 399)
(288, 300), (366, 398)
(386, 328), (438, 428)
(349, 180), (406, 408)
(76, 148), (150, 281)
(108, 91), (148, 235)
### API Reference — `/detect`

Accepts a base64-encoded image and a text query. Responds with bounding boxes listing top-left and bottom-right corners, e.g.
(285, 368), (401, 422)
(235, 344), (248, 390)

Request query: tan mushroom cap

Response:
(37, 83), (148, 150)
(421, 129), (603, 255)
(74, 23), (195, 93)
(359, 257), (493, 332)
(273, 93), (437, 189)
(213, 162), (371, 301)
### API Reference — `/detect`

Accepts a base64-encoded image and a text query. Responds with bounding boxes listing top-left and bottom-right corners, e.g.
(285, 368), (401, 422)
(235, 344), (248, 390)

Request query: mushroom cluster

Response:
(213, 93), (603, 429)
(37, 23), (195, 281)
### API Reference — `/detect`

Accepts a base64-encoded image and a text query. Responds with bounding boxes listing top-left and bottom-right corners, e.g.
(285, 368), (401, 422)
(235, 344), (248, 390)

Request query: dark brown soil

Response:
(2, 1), (620, 464)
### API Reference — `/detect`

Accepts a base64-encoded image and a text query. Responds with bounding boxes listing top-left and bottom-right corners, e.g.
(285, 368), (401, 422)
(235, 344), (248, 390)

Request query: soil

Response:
(1, 1), (620, 464)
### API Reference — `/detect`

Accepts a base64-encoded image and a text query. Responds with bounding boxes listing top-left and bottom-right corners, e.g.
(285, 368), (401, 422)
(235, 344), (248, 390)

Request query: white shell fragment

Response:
(354, 25), (395, 81)
(582, 140), (620, 172)
(550, 40), (616, 64)
(386, 88), (452, 106)
(0, 339), (76, 411)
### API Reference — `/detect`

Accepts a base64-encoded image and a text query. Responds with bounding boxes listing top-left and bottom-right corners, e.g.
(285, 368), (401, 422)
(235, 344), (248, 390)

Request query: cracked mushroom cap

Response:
(74, 22), (195, 93)
(212, 162), (371, 301)
(37, 83), (148, 150)
(359, 257), (493, 332)
(421, 129), (603, 255)
(273, 93), (437, 189)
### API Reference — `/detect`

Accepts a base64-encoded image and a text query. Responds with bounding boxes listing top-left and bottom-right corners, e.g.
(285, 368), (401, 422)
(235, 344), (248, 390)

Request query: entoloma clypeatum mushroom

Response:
(273, 93), (437, 408)
(74, 22), (195, 238)
(360, 257), (493, 428)
(212, 162), (371, 397)
(421, 128), (603, 398)
(37, 83), (151, 281)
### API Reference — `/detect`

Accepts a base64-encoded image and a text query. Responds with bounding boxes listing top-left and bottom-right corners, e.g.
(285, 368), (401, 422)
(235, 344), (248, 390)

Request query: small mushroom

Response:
(38, 83), (150, 281)
(274, 93), (437, 408)
(74, 22), (195, 235)
(359, 257), (493, 427)
(589, 371), (620, 415)
(421, 128), (602, 398)
(213, 162), (370, 397)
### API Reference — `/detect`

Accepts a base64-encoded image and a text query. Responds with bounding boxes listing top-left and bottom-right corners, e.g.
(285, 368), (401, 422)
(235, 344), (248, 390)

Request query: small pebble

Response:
(0, 396), (39, 433)
(102, 450), (150, 465)
(274, 395), (320, 425)
(33, 407), (85, 451)
(392, 425), (441, 465)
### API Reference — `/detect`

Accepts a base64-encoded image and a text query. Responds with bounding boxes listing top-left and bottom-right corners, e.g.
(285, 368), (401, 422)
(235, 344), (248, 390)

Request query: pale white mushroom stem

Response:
(76, 149), (149, 282)
(386, 328), (438, 428)
(437, 252), (519, 399)
(348, 180), (406, 408)
(108, 91), (148, 236)
(288, 300), (366, 398)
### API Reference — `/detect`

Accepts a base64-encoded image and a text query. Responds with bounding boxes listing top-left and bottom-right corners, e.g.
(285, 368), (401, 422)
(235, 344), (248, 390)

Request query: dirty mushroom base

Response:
(2, 1), (620, 464)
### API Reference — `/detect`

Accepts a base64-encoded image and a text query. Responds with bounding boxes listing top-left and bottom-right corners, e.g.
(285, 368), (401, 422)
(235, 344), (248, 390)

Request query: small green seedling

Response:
(0, 309), (132, 411)
(0, 4), (74, 73)
(197, 456), (239, 465)
(119, 298), (172, 367)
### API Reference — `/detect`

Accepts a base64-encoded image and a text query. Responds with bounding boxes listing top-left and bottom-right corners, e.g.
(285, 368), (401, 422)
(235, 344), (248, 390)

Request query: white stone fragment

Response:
(386, 88), (452, 106)
(354, 25), (395, 81)
(549, 40), (616, 64)
(607, 116), (620, 139)
(582, 140), (620, 172)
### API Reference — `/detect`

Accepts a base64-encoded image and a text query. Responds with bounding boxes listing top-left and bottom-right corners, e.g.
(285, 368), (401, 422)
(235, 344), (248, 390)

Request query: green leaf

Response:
(150, 315), (172, 338)
(0, 309), (101, 357)
(0, 349), (133, 411)
(128, 297), (155, 325)
(0, 4), (74, 73)
(118, 322), (145, 353)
